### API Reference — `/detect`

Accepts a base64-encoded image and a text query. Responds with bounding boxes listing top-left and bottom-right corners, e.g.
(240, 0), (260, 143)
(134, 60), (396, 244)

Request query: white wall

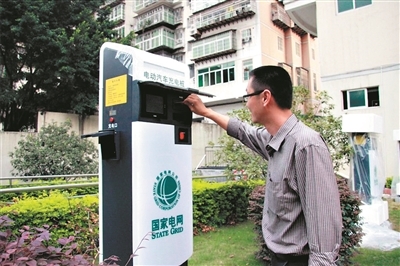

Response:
(1, 112), (225, 178)
(317, 1), (400, 178)
(0, 132), (34, 181)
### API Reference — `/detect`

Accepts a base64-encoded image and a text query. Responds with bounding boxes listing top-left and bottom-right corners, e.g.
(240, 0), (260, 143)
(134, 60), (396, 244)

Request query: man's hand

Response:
(183, 94), (209, 117)
(183, 94), (229, 131)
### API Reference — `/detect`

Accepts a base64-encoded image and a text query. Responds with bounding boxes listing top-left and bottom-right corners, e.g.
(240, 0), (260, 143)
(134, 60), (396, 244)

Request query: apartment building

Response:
(185, 0), (319, 115)
(101, 0), (135, 39)
(100, 0), (319, 167)
(284, 0), (400, 181)
(101, 0), (319, 112)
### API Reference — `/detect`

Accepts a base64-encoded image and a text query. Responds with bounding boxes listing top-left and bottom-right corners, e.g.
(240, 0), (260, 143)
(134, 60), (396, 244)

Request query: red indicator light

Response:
(109, 117), (115, 123)
(179, 131), (185, 140)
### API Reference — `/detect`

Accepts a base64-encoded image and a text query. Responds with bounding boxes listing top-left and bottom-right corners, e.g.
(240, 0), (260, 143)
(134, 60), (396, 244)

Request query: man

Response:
(183, 66), (342, 266)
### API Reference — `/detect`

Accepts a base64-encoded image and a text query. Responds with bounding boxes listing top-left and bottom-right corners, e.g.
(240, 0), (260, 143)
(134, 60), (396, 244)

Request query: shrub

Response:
(0, 179), (263, 255)
(337, 177), (364, 265)
(0, 191), (99, 255)
(385, 176), (393, 188)
(0, 215), (95, 265)
(9, 120), (98, 177)
(192, 179), (263, 234)
(247, 185), (270, 261)
(248, 177), (363, 265)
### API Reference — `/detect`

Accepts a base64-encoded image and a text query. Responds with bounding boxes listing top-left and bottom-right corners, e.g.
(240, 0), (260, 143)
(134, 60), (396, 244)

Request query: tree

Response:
(213, 108), (268, 180)
(9, 120), (98, 176)
(291, 86), (352, 171)
(213, 87), (352, 179)
(0, 0), (119, 131)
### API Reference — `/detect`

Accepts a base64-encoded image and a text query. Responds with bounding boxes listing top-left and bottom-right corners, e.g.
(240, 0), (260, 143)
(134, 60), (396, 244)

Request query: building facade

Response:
(101, 0), (319, 168)
(101, 0), (319, 111)
(186, 0), (319, 115)
(284, 0), (400, 180)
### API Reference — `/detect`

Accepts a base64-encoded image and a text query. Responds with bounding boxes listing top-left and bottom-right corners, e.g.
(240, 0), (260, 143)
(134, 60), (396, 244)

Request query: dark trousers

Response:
(270, 252), (309, 266)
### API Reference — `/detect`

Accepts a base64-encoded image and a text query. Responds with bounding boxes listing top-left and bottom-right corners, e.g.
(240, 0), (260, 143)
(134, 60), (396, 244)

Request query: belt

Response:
(271, 252), (309, 263)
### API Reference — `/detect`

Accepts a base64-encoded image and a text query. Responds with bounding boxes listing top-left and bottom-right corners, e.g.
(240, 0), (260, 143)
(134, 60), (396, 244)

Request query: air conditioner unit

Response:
(242, 37), (252, 43)
(236, 7), (246, 16)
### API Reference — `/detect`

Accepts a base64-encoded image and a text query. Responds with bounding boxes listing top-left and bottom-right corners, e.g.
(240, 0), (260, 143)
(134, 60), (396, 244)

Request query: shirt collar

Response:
(267, 114), (298, 154)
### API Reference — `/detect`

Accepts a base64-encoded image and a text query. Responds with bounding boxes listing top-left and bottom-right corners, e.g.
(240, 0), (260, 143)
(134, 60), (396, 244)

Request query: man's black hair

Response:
(249, 65), (293, 109)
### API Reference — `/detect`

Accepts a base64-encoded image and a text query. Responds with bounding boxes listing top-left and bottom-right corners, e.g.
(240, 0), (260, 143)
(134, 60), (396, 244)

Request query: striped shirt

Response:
(227, 114), (342, 265)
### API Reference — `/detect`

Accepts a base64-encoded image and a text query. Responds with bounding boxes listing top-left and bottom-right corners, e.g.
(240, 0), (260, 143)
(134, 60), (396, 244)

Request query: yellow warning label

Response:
(105, 74), (127, 107)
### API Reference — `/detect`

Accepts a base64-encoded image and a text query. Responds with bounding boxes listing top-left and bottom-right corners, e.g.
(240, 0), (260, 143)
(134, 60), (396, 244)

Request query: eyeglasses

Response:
(242, 90), (265, 102)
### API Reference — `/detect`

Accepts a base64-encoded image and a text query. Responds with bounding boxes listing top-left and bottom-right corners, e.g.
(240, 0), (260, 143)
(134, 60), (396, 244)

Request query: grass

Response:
(189, 200), (400, 266)
(351, 248), (400, 266)
(189, 220), (263, 266)
(388, 199), (400, 231)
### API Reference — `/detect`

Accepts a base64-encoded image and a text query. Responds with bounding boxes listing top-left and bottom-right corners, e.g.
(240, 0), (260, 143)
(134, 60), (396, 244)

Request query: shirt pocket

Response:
(266, 177), (297, 218)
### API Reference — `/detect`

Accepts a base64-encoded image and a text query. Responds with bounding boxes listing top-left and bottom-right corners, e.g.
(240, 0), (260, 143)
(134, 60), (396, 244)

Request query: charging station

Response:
(82, 42), (212, 265)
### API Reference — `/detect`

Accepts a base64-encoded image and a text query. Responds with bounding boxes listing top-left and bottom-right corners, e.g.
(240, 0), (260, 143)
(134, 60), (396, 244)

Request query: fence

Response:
(0, 174), (98, 193)
(0, 173), (232, 194)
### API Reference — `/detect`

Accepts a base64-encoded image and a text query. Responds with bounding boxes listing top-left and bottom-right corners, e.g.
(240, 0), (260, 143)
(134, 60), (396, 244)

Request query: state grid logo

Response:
(153, 170), (181, 210)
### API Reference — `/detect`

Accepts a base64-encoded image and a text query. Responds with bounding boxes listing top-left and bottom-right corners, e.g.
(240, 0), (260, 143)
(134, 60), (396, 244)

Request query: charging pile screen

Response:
(146, 94), (164, 115)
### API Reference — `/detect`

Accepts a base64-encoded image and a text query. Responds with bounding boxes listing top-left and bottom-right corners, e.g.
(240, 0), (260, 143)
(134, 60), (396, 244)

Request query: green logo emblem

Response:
(153, 170), (181, 210)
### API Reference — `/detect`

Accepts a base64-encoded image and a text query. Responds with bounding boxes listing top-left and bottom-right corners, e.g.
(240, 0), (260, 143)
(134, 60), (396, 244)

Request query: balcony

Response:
(292, 24), (307, 36)
(271, 3), (291, 30)
(283, 0), (317, 37)
(102, 0), (123, 8)
(135, 27), (180, 53)
(191, 30), (237, 63)
(191, 0), (228, 13)
(133, 5), (182, 33)
(134, 0), (178, 14)
(189, 0), (256, 38)
(108, 4), (125, 25)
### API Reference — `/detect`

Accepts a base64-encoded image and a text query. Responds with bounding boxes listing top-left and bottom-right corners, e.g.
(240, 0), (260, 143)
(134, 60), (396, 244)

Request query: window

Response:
(337, 0), (372, 13)
(312, 48), (315, 60)
(109, 4), (125, 21)
(243, 59), (253, 81)
(295, 42), (300, 56)
(198, 62), (235, 87)
(192, 31), (236, 59)
(172, 54), (184, 62)
(342, 86), (379, 109)
(115, 26), (125, 38)
(296, 67), (308, 87)
(135, 27), (175, 51)
(278, 36), (283, 51)
(242, 28), (252, 44)
(313, 73), (317, 91)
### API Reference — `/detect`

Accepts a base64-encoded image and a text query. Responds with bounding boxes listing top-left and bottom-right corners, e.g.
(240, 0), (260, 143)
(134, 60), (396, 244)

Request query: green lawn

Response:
(189, 204), (400, 266)
(352, 248), (400, 266)
(190, 220), (263, 266)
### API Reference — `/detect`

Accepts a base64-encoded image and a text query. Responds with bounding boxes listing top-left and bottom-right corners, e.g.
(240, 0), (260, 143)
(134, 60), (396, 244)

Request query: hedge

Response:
(0, 179), (263, 250)
(0, 177), (362, 265)
(192, 179), (263, 233)
(0, 192), (99, 255)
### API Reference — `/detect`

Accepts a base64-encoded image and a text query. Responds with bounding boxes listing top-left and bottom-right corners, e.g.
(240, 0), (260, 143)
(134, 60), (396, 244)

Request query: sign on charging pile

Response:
(85, 42), (197, 265)
(131, 122), (192, 265)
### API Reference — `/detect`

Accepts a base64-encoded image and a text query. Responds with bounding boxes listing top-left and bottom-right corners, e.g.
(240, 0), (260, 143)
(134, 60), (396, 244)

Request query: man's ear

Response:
(262, 90), (272, 106)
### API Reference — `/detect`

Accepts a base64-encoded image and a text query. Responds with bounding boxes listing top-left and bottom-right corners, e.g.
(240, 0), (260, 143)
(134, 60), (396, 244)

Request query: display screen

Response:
(146, 94), (164, 115)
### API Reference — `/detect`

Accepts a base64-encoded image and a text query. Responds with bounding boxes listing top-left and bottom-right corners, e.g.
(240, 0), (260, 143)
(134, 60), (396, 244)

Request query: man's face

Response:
(244, 77), (264, 124)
